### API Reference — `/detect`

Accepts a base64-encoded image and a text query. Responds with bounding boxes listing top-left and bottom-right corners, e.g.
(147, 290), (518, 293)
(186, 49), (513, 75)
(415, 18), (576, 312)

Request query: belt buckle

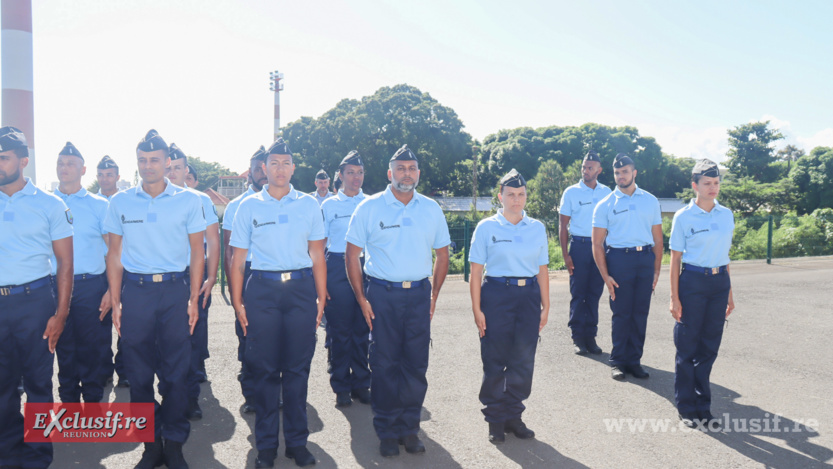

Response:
(401, 281), (412, 289)
(281, 272), (292, 282)
(152, 274), (164, 283)
(711, 267), (719, 275)
(517, 279), (527, 287)
(0, 287), (10, 296)
(636, 246), (643, 252)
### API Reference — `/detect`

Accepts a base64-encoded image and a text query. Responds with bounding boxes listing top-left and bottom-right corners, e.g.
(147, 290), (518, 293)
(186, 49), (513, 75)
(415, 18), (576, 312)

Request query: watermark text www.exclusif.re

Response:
(603, 414), (819, 434)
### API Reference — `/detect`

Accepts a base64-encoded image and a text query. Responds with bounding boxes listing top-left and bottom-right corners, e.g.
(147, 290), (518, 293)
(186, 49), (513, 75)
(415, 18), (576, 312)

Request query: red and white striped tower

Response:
(1, 0), (35, 182)
(269, 70), (284, 140)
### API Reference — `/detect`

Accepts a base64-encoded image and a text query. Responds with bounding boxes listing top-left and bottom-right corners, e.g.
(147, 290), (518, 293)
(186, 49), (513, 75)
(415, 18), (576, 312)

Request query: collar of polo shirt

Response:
(382, 185), (419, 207)
(337, 188), (363, 201)
(261, 183), (300, 202)
(690, 198), (726, 214)
(56, 187), (89, 198)
(136, 178), (178, 199)
(18, 178), (38, 197)
(613, 183), (645, 198)
(496, 209), (530, 226)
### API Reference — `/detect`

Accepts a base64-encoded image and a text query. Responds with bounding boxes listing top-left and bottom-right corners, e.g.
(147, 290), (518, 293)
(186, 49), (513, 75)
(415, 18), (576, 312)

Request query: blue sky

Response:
(5, 0), (831, 187)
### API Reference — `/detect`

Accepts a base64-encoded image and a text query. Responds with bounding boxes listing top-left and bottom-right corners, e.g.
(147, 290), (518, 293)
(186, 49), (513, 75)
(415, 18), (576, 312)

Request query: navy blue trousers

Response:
(366, 279), (431, 439)
(244, 273), (317, 450)
(674, 269), (730, 413)
(56, 274), (108, 403)
(324, 253), (370, 394)
(567, 238), (605, 339)
(606, 249), (655, 367)
(479, 278), (541, 423)
(0, 277), (54, 468)
(99, 316), (126, 383)
(187, 281), (211, 398)
(121, 273), (192, 443)
(236, 262), (255, 400)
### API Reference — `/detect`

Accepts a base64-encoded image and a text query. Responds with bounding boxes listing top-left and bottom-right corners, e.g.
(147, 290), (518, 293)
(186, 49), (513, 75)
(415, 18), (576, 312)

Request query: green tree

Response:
(789, 146), (833, 214)
(87, 180), (100, 193)
(777, 144), (805, 173)
(525, 160), (568, 230)
(725, 121), (784, 182)
(186, 155), (237, 192)
(282, 84), (474, 194)
(679, 176), (794, 216)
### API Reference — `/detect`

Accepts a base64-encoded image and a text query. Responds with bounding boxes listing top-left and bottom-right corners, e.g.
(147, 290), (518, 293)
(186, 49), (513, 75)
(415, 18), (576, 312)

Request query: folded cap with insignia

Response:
(390, 144), (418, 162)
(315, 169), (329, 180)
(692, 158), (720, 178)
(267, 137), (292, 155)
(0, 126), (28, 155)
(583, 150), (601, 163)
(168, 143), (187, 161)
(97, 155), (118, 170)
(59, 141), (84, 162)
(613, 152), (635, 169)
(339, 150), (363, 169)
(499, 168), (526, 188)
(187, 163), (198, 181)
(136, 129), (169, 153)
(250, 145), (267, 162)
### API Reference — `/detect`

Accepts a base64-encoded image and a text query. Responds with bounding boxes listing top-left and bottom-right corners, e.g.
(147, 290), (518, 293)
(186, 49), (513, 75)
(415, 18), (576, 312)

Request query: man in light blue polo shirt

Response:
(0, 126), (73, 469)
(222, 145), (268, 413)
(51, 142), (111, 404)
(167, 142), (221, 421)
(592, 153), (663, 381)
(105, 129), (206, 469)
(96, 155), (121, 200)
(229, 137), (326, 468)
(311, 169), (334, 205)
(345, 144), (450, 458)
(559, 150), (612, 355)
(321, 150), (370, 408)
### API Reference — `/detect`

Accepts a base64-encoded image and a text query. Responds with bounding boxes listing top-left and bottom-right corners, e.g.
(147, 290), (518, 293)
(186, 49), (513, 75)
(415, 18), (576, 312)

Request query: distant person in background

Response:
(333, 172), (342, 193)
(669, 159), (735, 429)
(96, 154), (121, 199)
(311, 169), (333, 205)
(468, 169), (549, 444)
(185, 163), (199, 189)
(559, 150), (611, 355)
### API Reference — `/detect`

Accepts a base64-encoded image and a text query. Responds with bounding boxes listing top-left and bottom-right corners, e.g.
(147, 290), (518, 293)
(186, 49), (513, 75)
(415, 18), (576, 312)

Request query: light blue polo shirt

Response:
(322, 189), (365, 253)
(559, 180), (612, 237)
(345, 185), (451, 282)
(187, 187), (219, 227)
(469, 210), (548, 277)
(104, 179), (206, 274)
(229, 184), (325, 271)
(223, 185), (257, 262)
(98, 189), (119, 201)
(312, 191), (334, 206)
(52, 188), (108, 275)
(0, 178), (73, 285)
(592, 184), (662, 248)
(670, 200), (734, 268)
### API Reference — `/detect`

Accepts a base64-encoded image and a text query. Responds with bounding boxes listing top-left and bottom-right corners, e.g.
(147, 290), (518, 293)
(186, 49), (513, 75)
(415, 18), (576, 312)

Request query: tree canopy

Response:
(725, 121), (784, 182)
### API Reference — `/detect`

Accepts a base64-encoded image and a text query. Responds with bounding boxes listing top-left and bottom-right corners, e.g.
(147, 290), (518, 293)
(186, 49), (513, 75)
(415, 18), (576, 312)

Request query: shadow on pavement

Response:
(496, 438), (589, 468)
(183, 381), (237, 468)
(630, 366), (833, 468)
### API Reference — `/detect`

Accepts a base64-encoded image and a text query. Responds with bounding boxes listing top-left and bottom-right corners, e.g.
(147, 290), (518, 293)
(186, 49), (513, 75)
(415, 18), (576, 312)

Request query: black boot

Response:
(134, 441), (164, 469)
(585, 337), (603, 354)
(505, 418), (535, 439)
(488, 422), (505, 444)
(255, 448), (277, 468)
(163, 439), (189, 469)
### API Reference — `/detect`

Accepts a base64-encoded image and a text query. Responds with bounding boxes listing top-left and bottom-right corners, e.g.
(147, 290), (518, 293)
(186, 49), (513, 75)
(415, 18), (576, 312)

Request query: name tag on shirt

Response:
(402, 217), (413, 226)
(629, 204), (637, 211)
(147, 213), (157, 223)
(278, 214), (289, 224)
(710, 223), (719, 231)
(514, 235), (523, 242)
(3, 211), (13, 221)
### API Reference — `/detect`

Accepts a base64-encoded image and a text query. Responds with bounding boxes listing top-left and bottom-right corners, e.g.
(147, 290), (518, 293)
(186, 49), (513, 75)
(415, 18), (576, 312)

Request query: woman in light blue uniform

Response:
(469, 169), (550, 444)
(669, 159), (735, 429)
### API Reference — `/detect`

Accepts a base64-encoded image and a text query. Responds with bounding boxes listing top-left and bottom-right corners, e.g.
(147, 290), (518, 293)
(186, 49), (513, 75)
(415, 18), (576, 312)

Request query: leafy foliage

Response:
(725, 121), (784, 182)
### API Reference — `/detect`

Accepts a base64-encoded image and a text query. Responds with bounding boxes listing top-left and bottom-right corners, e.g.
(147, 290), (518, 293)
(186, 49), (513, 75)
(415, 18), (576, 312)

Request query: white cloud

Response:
(760, 114), (833, 153)
(637, 123), (730, 162)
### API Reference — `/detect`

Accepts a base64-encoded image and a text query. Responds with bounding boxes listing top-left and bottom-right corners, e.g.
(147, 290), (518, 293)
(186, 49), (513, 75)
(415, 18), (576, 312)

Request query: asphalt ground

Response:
(40, 256), (833, 468)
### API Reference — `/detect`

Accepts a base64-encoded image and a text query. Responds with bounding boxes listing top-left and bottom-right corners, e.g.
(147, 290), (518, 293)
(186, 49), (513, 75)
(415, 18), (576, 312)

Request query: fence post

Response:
(766, 215), (773, 264)
(463, 220), (471, 282)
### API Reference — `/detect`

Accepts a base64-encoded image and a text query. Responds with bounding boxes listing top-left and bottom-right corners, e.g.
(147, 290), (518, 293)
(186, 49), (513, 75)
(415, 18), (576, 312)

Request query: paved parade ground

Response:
(48, 257), (833, 468)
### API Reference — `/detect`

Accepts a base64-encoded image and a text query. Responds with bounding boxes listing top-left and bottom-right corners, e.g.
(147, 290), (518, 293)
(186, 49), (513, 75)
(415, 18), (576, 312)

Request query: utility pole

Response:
(472, 145), (479, 212)
(2, 0), (35, 182)
(269, 70), (284, 141)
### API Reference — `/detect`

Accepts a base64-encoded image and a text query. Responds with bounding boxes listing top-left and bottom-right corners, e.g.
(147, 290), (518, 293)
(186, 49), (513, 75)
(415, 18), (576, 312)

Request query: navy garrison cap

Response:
(137, 129), (168, 153)
(613, 152), (635, 169)
(692, 159), (720, 178)
(0, 126), (28, 155)
(187, 163), (198, 181)
(315, 169), (329, 180)
(59, 141), (84, 162)
(250, 145), (267, 162)
(583, 150), (601, 163)
(97, 155), (118, 170)
(267, 137), (292, 155)
(339, 150), (363, 169)
(168, 143), (187, 161)
(499, 168), (526, 188)
(390, 144), (417, 162)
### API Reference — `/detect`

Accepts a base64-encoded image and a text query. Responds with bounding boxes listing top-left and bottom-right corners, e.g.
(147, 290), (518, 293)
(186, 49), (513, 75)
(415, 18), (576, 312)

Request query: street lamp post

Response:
(269, 70), (284, 141)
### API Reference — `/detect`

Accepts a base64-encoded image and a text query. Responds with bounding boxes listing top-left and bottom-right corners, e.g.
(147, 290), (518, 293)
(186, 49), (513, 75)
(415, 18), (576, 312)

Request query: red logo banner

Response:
(24, 403), (154, 443)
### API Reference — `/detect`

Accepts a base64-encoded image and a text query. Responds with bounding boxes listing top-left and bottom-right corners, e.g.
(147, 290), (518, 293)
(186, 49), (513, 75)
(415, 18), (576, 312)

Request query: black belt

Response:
(252, 268), (313, 282)
(571, 235), (592, 243)
(607, 245), (653, 254)
(369, 277), (428, 289)
(327, 252), (345, 258)
(0, 276), (51, 296)
(683, 263), (728, 276)
(74, 272), (105, 281)
(124, 270), (187, 284)
(485, 276), (537, 287)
